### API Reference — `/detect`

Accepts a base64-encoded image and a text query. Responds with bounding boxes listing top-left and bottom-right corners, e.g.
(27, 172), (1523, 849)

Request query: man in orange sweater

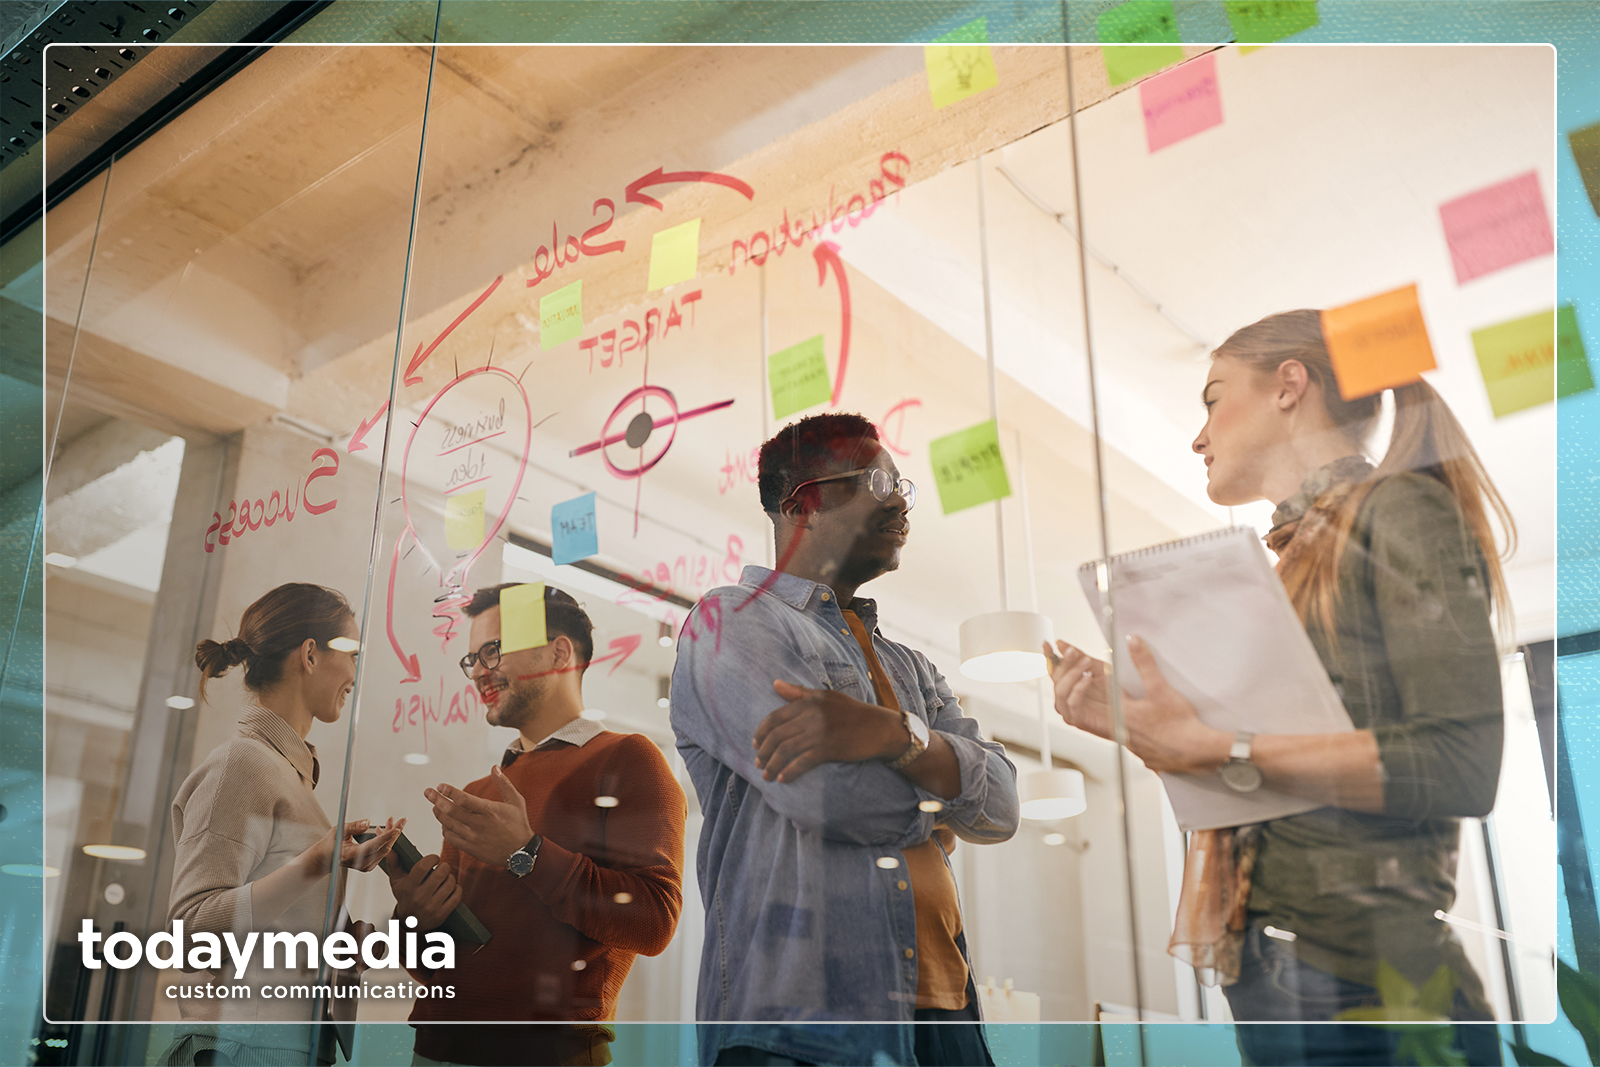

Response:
(388, 583), (687, 1067)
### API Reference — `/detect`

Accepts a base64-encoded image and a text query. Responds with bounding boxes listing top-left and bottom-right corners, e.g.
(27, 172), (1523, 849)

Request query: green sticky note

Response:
(500, 581), (547, 654)
(1471, 310), (1555, 418)
(768, 335), (832, 420)
(1225, 0), (1319, 43)
(540, 279), (583, 350)
(925, 16), (999, 110)
(1097, 1), (1184, 86)
(929, 420), (1011, 515)
(444, 489), (486, 550)
(647, 218), (701, 291)
(1559, 304), (1595, 399)
(1571, 122), (1600, 219)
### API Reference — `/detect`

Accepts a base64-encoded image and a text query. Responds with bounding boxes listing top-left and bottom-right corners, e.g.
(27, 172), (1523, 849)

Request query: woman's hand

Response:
(304, 818), (405, 876)
(1045, 636), (1231, 775)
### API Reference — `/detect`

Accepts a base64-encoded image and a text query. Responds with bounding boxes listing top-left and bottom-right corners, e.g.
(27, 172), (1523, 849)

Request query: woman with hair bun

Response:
(1048, 310), (1513, 1066)
(162, 583), (403, 1067)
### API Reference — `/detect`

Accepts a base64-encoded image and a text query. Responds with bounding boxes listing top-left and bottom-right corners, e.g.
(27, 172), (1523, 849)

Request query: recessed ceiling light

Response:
(82, 844), (146, 861)
(165, 696), (195, 709)
(580, 708), (607, 721)
(1, 864), (59, 878)
(1042, 832), (1067, 846)
(327, 637), (360, 653)
(593, 795), (619, 808)
(404, 753), (430, 766)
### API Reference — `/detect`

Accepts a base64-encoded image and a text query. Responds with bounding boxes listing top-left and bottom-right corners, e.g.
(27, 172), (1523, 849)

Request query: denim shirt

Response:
(670, 566), (1019, 1065)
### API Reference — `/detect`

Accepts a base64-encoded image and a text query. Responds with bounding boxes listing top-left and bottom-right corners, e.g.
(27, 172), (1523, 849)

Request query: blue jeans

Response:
(711, 1001), (994, 1066)
(1222, 923), (1500, 1066)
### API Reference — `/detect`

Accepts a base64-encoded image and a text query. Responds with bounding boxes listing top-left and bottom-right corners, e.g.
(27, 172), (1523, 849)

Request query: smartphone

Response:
(356, 828), (492, 945)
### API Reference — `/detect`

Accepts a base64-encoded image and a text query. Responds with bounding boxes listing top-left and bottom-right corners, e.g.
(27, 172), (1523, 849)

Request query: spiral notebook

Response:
(1076, 526), (1353, 832)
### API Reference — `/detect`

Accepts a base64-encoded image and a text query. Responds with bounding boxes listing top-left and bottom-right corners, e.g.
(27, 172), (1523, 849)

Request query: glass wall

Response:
(30, 19), (1565, 1067)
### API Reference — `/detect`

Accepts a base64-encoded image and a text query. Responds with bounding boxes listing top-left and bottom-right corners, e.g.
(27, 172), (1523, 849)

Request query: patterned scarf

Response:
(1167, 455), (1374, 985)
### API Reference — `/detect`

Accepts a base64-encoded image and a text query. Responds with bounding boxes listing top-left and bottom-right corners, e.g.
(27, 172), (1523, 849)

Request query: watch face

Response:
(508, 850), (534, 876)
(1220, 760), (1264, 793)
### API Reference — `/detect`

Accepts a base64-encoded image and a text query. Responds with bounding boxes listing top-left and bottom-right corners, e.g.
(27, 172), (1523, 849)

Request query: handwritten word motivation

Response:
(579, 290), (704, 373)
(729, 152), (909, 274)
(204, 449), (339, 552)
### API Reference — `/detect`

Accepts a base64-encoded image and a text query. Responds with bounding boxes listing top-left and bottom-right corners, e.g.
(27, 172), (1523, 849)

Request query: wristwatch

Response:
(1219, 731), (1264, 793)
(886, 709), (930, 772)
(506, 833), (543, 878)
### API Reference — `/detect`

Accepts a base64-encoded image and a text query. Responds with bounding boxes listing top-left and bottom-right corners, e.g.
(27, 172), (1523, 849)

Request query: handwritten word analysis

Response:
(204, 448), (339, 552)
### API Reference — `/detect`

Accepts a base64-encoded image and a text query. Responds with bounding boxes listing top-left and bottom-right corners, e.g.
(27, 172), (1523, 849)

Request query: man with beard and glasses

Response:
(388, 584), (686, 1067)
(670, 413), (1019, 1067)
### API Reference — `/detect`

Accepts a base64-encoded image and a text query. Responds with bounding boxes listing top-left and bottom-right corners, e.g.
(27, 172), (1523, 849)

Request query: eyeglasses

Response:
(459, 639), (501, 678)
(787, 468), (916, 511)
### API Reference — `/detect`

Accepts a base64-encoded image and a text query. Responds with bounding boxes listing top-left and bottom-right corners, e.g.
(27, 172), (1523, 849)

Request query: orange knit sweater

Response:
(409, 730), (686, 1064)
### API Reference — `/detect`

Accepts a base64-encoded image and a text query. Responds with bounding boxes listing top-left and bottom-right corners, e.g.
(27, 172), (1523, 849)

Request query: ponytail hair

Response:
(196, 583), (353, 703)
(1213, 310), (1516, 644)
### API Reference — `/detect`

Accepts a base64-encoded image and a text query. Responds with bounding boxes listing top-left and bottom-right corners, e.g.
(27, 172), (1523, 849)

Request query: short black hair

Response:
(463, 582), (595, 670)
(757, 413), (881, 514)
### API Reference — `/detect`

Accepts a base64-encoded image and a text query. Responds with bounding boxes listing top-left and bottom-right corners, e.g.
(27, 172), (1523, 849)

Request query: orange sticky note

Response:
(1320, 284), (1437, 400)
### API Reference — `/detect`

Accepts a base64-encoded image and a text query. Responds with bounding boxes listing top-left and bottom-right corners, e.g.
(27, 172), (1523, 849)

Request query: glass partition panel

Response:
(1080, 41), (1559, 1043)
(41, 42), (433, 1064)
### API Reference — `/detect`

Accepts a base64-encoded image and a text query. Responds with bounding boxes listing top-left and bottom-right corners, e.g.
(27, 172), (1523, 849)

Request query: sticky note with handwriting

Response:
(768, 335), (832, 420)
(1438, 171), (1554, 285)
(551, 492), (599, 566)
(1141, 53), (1222, 152)
(540, 279), (583, 350)
(500, 581), (547, 654)
(925, 16), (999, 110)
(1571, 122), (1600, 219)
(647, 219), (701, 291)
(930, 420), (1011, 515)
(1097, 1), (1184, 87)
(1225, 1), (1319, 43)
(445, 489), (486, 551)
(1559, 305), (1595, 399)
(1320, 284), (1437, 400)
(1472, 309), (1554, 418)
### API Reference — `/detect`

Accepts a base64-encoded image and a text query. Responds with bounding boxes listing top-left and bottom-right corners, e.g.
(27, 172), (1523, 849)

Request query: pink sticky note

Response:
(1438, 171), (1554, 284)
(1140, 53), (1223, 153)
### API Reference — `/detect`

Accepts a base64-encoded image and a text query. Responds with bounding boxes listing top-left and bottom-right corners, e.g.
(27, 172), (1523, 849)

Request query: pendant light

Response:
(958, 153), (1055, 684)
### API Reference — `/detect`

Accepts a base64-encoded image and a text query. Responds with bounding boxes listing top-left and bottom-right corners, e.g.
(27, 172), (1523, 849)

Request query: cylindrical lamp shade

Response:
(1019, 768), (1087, 820)
(958, 610), (1055, 682)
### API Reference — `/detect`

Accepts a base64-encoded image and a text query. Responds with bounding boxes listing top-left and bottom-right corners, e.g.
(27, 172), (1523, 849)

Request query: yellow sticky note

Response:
(925, 17), (999, 110)
(1321, 284), (1437, 400)
(647, 219), (700, 291)
(540, 279), (583, 350)
(500, 582), (547, 654)
(444, 489), (486, 550)
(1472, 310), (1554, 418)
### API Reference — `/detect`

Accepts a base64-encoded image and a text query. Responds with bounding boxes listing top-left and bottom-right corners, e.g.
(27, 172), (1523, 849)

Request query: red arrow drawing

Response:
(347, 400), (389, 454)
(813, 241), (851, 405)
(625, 168), (756, 211)
(387, 530), (422, 683)
(591, 633), (643, 676)
(404, 274), (503, 387)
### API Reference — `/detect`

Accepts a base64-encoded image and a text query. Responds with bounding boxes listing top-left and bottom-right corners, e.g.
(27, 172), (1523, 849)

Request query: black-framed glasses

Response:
(460, 639), (501, 678)
(787, 467), (916, 511)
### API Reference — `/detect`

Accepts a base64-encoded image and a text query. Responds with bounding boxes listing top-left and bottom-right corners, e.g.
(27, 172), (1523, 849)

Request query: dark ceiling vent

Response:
(1, 1), (213, 165)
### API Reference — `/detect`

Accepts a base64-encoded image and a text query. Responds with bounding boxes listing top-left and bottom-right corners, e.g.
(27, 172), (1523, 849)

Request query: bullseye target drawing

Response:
(571, 385), (734, 479)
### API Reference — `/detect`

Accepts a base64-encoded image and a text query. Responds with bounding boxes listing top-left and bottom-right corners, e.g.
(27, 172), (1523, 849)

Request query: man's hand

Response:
(753, 679), (908, 784)
(386, 854), (461, 933)
(424, 766), (534, 869)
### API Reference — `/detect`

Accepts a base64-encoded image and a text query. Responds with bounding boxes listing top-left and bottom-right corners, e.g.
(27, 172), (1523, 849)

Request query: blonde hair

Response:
(1213, 309), (1515, 643)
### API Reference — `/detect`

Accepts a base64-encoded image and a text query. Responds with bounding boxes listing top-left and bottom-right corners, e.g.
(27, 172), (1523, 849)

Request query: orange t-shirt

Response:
(841, 609), (969, 1010)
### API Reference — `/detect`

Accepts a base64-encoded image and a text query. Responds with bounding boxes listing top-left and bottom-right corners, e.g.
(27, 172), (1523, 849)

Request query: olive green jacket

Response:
(1247, 467), (1503, 1016)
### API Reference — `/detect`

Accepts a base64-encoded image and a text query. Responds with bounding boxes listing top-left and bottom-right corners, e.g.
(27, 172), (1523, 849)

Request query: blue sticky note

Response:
(551, 492), (599, 565)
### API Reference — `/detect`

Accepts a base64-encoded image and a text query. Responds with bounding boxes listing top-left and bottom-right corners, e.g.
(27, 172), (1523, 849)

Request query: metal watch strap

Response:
(885, 710), (926, 772)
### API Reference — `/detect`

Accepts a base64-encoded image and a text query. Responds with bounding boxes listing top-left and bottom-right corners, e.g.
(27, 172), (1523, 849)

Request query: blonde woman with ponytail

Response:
(1047, 310), (1513, 1066)
(161, 584), (405, 1067)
